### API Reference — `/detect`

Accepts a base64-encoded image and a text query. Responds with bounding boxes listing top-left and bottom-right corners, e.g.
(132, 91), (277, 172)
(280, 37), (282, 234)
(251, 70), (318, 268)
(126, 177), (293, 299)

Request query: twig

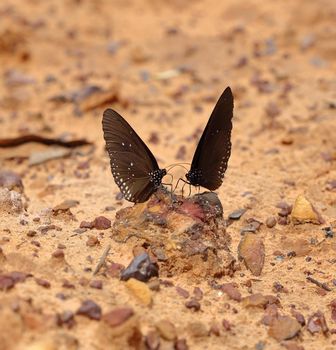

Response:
(306, 276), (332, 291)
(0, 134), (91, 148)
(93, 244), (111, 275)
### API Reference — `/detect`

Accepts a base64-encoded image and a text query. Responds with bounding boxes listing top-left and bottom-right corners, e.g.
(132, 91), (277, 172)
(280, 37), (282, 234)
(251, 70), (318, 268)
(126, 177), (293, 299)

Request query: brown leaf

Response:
(238, 233), (265, 276)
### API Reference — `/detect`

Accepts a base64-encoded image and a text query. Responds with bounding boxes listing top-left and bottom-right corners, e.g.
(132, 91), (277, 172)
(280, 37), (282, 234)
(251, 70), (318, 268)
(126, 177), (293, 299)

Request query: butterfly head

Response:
(149, 169), (167, 187)
(186, 168), (203, 186)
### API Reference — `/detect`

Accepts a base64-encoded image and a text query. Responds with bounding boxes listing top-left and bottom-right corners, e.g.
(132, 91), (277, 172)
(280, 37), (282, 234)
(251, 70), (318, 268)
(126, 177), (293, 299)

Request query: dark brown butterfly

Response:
(102, 109), (166, 203)
(185, 87), (233, 190)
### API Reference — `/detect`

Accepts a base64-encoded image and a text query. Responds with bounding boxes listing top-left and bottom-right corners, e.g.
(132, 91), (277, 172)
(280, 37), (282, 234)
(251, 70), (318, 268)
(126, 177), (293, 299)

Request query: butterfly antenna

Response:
(166, 162), (191, 172)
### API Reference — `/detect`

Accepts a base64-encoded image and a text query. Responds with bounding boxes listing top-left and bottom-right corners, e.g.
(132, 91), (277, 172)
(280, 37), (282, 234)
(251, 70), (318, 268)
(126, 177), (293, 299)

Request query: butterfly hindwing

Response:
(102, 109), (162, 202)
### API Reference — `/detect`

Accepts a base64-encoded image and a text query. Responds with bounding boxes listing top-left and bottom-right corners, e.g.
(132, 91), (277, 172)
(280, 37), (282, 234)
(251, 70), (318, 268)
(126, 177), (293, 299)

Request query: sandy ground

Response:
(0, 0), (336, 349)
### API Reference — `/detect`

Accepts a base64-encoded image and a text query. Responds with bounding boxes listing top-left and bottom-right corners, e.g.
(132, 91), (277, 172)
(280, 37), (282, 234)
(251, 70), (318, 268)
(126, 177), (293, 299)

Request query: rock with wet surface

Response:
(113, 189), (234, 278)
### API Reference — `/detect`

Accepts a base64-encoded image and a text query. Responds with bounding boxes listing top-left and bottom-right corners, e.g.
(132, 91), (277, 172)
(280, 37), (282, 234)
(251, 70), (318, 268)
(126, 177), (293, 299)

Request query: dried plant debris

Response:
(0, 134), (92, 148)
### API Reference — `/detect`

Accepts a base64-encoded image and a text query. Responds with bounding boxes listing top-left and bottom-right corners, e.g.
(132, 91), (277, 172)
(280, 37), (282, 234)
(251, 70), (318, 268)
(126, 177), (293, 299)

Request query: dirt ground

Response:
(0, 0), (335, 349)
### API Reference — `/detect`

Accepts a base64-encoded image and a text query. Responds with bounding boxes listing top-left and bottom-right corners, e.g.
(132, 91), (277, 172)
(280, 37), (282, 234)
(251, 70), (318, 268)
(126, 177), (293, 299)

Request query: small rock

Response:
(290, 310), (305, 326)
(103, 307), (134, 327)
(125, 278), (152, 306)
(209, 323), (221, 336)
(52, 249), (64, 259)
(0, 188), (25, 214)
(156, 319), (176, 340)
(35, 278), (51, 288)
(307, 311), (329, 335)
(93, 216), (111, 230)
(56, 310), (75, 328)
(185, 298), (201, 311)
(228, 208), (246, 220)
(174, 338), (189, 350)
(80, 221), (94, 229)
(238, 233), (265, 276)
(121, 253), (159, 282)
(176, 286), (189, 298)
(266, 216), (277, 228)
(240, 218), (262, 234)
(243, 293), (279, 308)
(76, 299), (102, 320)
(222, 319), (232, 331)
(291, 195), (323, 224)
(268, 316), (301, 341)
(193, 287), (203, 300)
(145, 330), (160, 350)
(86, 235), (100, 247)
(187, 321), (208, 338)
(0, 170), (24, 192)
(53, 199), (79, 211)
(89, 280), (103, 289)
(106, 262), (124, 278)
(221, 283), (242, 301)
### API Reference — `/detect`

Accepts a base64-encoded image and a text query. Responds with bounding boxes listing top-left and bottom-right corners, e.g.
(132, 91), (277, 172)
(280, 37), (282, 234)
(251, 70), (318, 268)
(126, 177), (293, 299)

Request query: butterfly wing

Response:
(102, 109), (161, 203)
(188, 87), (233, 190)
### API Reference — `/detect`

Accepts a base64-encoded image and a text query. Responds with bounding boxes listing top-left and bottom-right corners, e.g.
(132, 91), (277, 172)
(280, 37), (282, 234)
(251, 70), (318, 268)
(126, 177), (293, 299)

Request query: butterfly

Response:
(185, 87), (233, 191)
(102, 109), (167, 203)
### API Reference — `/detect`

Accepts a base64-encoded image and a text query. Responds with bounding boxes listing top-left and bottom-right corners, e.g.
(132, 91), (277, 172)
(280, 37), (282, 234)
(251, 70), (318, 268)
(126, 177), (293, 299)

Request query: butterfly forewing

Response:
(102, 109), (162, 202)
(188, 87), (233, 190)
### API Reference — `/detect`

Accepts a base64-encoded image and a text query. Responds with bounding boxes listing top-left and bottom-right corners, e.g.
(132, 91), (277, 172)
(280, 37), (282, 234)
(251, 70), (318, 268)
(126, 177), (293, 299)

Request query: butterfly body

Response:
(185, 87), (233, 191)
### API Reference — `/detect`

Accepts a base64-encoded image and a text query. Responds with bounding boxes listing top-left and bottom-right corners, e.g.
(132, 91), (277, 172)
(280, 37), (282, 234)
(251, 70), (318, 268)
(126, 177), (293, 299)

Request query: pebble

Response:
(35, 278), (51, 288)
(156, 319), (177, 340)
(222, 319), (232, 331)
(0, 170), (24, 192)
(307, 311), (329, 335)
(268, 316), (301, 341)
(76, 299), (102, 320)
(125, 278), (152, 306)
(121, 253), (159, 282)
(145, 330), (160, 350)
(89, 280), (103, 289)
(51, 249), (64, 259)
(291, 195), (323, 224)
(86, 235), (100, 247)
(193, 287), (203, 300)
(266, 216), (277, 228)
(56, 310), (75, 328)
(228, 208), (246, 220)
(187, 321), (208, 338)
(185, 298), (201, 311)
(93, 216), (111, 230)
(103, 307), (134, 327)
(174, 338), (189, 350)
(238, 233), (265, 276)
(80, 221), (94, 229)
(176, 286), (189, 298)
(221, 283), (242, 301)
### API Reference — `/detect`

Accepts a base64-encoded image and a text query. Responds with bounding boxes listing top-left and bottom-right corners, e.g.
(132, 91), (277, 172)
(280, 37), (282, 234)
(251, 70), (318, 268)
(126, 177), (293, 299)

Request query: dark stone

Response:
(120, 253), (159, 282)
